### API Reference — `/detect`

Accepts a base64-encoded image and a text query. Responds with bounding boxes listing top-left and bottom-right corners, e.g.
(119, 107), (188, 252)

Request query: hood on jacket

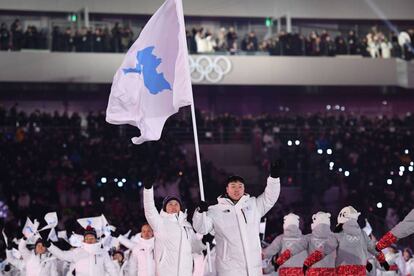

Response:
(217, 194), (250, 206)
(342, 219), (362, 236)
(312, 223), (332, 239)
(81, 242), (104, 254)
(337, 206), (360, 224)
(283, 213), (300, 230)
(311, 212), (331, 230)
(283, 225), (302, 238)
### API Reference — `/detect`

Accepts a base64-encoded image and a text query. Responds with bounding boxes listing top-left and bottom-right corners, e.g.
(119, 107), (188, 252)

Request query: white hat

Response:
(337, 206), (361, 224)
(311, 212), (331, 230)
(283, 213), (300, 229)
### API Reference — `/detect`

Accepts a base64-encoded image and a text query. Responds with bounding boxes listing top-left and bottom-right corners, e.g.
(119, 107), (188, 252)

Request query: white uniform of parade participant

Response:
(47, 226), (118, 276)
(143, 181), (205, 276)
(193, 162), (281, 276)
(18, 238), (58, 276)
(191, 234), (216, 276)
(112, 250), (129, 276)
(377, 246), (406, 276)
(117, 224), (155, 276)
(4, 248), (24, 276)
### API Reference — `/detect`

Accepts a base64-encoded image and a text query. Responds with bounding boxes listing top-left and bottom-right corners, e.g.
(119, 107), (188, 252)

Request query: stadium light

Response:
(287, 140), (293, 146)
(399, 171), (404, 176)
(344, 171), (350, 177)
(137, 181), (143, 187)
(377, 202), (383, 209)
(387, 179), (392, 185)
(100, 196), (105, 202)
(326, 149), (333, 155)
(121, 178), (127, 183)
(405, 149), (409, 154)
(399, 166), (405, 172)
(101, 177), (107, 184)
(117, 181), (123, 188)
(326, 105), (331, 110)
(295, 140), (300, 146)
(329, 162), (334, 167)
(317, 149), (323, 154)
(114, 178), (118, 182)
(409, 166), (413, 172)
(338, 168), (343, 172)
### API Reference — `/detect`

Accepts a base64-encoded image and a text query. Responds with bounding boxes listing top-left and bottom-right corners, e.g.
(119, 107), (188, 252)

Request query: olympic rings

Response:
(189, 55), (232, 83)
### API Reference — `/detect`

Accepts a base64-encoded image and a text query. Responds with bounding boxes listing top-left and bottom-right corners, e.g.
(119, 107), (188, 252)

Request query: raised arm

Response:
(117, 235), (138, 250)
(143, 186), (162, 232)
(18, 239), (32, 261)
(48, 244), (75, 263)
(256, 177), (281, 217)
(103, 252), (119, 276)
(256, 162), (281, 217)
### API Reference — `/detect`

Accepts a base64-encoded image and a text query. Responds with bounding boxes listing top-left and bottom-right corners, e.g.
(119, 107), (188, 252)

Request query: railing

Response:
(2, 124), (414, 143)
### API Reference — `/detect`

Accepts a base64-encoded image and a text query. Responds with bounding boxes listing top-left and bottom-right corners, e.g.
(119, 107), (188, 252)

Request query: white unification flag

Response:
(22, 217), (39, 239)
(40, 212), (58, 231)
(106, 0), (193, 144)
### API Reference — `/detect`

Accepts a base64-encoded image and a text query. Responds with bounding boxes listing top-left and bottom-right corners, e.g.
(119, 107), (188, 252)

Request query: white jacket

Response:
(193, 176), (280, 276)
(18, 240), (58, 276)
(118, 235), (155, 276)
(5, 249), (25, 275)
(112, 259), (129, 276)
(48, 242), (118, 276)
(406, 258), (414, 276)
(143, 187), (204, 276)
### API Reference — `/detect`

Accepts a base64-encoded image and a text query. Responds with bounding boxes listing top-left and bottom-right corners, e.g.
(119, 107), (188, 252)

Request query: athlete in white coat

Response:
(117, 223), (155, 276)
(112, 250), (129, 276)
(4, 247), (25, 276)
(193, 162), (281, 276)
(47, 226), (118, 276)
(143, 181), (205, 276)
(18, 238), (58, 276)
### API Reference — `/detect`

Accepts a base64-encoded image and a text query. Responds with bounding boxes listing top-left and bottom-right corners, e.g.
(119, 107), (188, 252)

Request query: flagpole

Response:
(190, 101), (213, 272)
(190, 102), (205, 201)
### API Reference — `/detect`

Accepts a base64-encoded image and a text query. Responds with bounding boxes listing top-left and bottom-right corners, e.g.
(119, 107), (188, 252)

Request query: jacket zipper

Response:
(177, 215), (182, 276)
(241, 209), (247, 224)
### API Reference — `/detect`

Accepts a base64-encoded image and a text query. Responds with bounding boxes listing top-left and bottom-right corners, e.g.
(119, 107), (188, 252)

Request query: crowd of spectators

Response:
(0, 105), (414, 245)
(188, 26), (414, 59)
(1, 17), (414, 59)
(0, 19), (48, 50)
(0, 105), (228, 236)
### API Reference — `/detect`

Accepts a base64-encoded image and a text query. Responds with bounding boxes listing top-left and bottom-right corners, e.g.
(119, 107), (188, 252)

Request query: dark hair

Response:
(140, 222), (151, 229)
(226, 175), (245, 186)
